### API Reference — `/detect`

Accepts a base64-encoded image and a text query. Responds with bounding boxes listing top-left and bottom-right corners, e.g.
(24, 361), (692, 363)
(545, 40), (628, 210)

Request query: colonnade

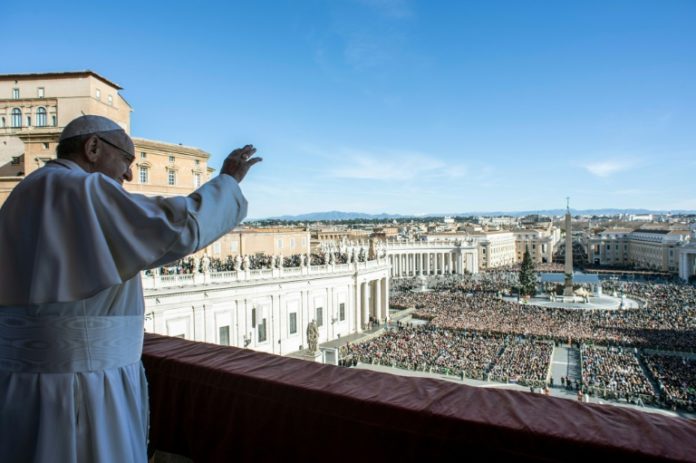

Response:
(385, 243), (479, 278)
(356, 277), (389, 330)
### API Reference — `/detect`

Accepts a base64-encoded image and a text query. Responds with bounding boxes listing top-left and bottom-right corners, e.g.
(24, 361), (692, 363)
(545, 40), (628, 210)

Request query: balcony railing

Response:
(142, 333), (695, 462)
(142, 259), (390, 290)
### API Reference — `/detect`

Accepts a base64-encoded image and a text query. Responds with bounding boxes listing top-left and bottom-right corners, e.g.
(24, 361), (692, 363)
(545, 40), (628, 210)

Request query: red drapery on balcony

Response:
(142, 334), (696, 462)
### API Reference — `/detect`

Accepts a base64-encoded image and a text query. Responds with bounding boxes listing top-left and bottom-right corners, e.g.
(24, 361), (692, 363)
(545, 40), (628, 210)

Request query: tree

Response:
(519, 246), (537, 297)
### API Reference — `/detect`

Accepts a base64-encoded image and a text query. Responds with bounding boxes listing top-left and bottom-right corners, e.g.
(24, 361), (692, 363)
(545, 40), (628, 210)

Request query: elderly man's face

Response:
(93, 131), (135, 185)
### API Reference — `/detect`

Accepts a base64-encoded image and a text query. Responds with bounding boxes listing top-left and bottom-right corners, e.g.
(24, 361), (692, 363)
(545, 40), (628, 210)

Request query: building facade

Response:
(143, 260), (390, 355)
(471, 231), (517, 269)
(0, 71), (210, 206)
(206, 228), (311, 260)
(513, 226), (560, 264)
(587, 227), (691, 273)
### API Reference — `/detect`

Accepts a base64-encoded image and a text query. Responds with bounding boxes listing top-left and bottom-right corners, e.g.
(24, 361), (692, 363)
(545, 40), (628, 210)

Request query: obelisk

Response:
(563, 197), (574, 296)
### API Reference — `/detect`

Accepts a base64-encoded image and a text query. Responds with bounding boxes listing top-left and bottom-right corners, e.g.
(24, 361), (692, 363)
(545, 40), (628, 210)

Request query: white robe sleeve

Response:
(90, 172), (248, 278)
(0, 168), (247, 305)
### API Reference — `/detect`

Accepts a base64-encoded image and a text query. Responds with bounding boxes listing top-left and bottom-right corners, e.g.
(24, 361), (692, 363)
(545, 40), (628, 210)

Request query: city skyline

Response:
(3, 0), (695, 218)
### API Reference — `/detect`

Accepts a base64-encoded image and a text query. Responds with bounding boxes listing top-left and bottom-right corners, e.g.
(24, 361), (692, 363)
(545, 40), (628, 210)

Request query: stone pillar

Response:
(355, 280), (362, 333)
(374, 278), (382, 322)
(679, 252), (691, 281)
(382, 278), (389, 321)
(362, 282), (369, 329)
(419, 253), (424, 276)
(426, 253), (430, 275)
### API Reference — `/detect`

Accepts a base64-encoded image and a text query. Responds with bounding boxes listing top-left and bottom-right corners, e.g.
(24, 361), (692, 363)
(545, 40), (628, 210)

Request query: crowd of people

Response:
(390, 280), (696, 352)
(643, 353), (696, 410)
(340, 326), (504, 380)
(488, 341), (553, 387)
(580, 346), (657, 404)
(341, 325), (557, 388)
(350, 275), (695, 410)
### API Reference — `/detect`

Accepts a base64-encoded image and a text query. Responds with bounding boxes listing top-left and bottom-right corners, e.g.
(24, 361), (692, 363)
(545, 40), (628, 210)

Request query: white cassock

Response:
(0, 159), (247, 462)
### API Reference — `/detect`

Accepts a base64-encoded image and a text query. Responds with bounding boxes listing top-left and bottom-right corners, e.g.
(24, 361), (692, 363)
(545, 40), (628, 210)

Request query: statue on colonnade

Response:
(306, 320), (319, 353)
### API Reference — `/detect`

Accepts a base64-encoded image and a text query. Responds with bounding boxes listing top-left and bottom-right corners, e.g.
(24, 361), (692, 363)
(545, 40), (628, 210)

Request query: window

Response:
(339, 303), (345, 321)
(168, 155), (175, 163)
(96, 88), (101, 100)
(141, 152), (147, 159)
(316, 307), (323, 327)
(213, 242), (221, 255)
(289, 313), (297, 334)
(36, 107), (47, 127)
(257, 318), (267, 342)
(139, 166), (149, 184)
(168, 170), (176, 186)
(11, 108), (21, 128)
(277, 239), (283, 249)
(11, 157), (20, 165)
(12, 88), (19, 99)
(107, 95), (113, 105)
(219, 326), (230, 346)
(52, 115), (56, 126)
(193, 173), (201, 188)
(195, 159), (200, 166)
(290, 238), (296, 248)
(231, 242), (238, 252)
(37, 87), (44, 98)
(0, 117), (4, 128)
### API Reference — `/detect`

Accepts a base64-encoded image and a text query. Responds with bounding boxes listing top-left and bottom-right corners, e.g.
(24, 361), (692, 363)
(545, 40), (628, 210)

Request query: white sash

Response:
(0, 314), (143, 373)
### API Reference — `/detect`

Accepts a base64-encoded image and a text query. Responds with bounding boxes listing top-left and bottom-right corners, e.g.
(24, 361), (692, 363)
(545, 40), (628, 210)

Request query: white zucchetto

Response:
(59, 115), (124, 141)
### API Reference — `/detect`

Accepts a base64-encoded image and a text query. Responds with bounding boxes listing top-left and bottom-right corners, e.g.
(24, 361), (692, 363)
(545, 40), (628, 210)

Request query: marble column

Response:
(382, 278), (389, 321)
(374, 278), (381, 322)
(362, 282), (369, 329)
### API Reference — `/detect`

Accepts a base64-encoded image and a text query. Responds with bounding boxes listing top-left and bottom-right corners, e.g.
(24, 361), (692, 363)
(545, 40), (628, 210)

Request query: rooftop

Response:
(0, 70), (123, 90)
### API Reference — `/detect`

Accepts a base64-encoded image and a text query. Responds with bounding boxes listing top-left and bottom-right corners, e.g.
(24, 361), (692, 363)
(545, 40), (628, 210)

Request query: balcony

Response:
(143, 333), (695, 462)
(142, 259), (388, 290)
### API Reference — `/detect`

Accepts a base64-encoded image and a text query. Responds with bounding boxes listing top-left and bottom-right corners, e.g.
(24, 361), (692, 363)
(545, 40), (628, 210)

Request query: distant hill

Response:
(253, 209), (696, 222)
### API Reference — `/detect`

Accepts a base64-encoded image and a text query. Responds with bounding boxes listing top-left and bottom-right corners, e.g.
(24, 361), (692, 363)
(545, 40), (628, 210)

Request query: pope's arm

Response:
(146, 173), (248, 269)
(92, 172), (248, 280)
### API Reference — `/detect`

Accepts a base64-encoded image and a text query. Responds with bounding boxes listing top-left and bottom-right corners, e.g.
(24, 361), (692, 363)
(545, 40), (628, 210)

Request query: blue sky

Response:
(3, 0), (695, 218)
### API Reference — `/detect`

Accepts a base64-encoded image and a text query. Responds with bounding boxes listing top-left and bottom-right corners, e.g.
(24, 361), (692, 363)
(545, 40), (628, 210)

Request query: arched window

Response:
(36, 107), (47, 127)
(11, 108), (22, 128)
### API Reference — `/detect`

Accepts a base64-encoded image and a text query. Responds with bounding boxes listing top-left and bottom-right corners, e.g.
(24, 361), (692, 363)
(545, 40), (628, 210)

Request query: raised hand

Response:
(221, 144), (262, 183)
